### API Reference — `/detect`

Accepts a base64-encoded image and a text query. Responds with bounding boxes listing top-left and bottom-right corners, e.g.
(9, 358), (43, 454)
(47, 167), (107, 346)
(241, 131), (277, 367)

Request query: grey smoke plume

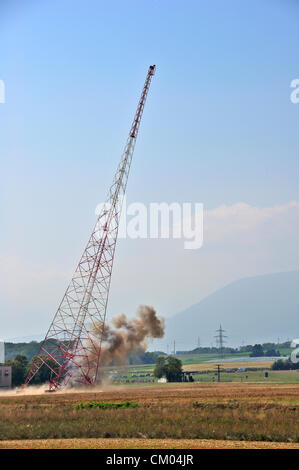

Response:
(93, 305), (164, 367)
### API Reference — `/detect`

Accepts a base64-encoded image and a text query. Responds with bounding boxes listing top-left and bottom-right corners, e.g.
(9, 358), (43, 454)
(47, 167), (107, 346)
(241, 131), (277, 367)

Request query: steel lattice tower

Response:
(24, 65), (156, 390)
(214, 325), (227, 359)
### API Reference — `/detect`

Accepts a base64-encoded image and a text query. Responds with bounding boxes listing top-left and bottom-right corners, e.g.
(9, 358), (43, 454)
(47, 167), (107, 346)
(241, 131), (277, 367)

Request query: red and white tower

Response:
(24, 65), (156, 390)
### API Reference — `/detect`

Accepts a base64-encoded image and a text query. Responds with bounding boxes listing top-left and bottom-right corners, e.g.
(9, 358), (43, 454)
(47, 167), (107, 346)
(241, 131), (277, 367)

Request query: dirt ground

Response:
(2, 381), (299, 404)
(1, 383), (298, 447)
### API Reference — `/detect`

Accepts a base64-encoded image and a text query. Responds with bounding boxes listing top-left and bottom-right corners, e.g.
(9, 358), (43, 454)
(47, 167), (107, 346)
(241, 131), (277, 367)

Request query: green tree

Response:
(14, 355), (29, 367)
(154, 356), (183, 382)
(128, 349), (166, 365)
(153, 356), (167, 379)
(271, 359), (296, 370)
(265, 348), (280, 357)
(5, 355), (28, 387)
(29, 355), (59, 385)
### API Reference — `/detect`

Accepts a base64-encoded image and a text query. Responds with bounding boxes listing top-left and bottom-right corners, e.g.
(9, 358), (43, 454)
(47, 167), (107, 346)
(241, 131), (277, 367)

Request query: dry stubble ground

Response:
(0, 383), (298, 448)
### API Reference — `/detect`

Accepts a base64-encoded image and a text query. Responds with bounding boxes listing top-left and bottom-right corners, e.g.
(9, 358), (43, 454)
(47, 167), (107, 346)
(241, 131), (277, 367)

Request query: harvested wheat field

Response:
(0, 438), (299, 449)
(182, 361), (274, 371)
(0, 383), (298, 448)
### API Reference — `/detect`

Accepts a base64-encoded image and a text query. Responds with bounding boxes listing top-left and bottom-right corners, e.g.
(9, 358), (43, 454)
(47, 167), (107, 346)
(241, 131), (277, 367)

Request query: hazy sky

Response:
(1, 0), (299, 341)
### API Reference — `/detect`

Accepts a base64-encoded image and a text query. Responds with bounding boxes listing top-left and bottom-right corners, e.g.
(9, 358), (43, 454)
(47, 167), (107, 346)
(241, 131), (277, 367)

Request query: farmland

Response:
(103, 358), (299, 385)
(0, 381), (298, 448)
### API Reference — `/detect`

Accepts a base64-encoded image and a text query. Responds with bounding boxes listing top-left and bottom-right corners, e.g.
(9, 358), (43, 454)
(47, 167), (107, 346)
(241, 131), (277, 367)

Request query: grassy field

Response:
(105, 359), (262, 375)
(176, 351), (291, 365)
(0, 382), (298, 446)
(183, 368), (299, 384)
(176, 352), (251, 364)
(182, 360), (274, 371)
(104, 360), (299, 385)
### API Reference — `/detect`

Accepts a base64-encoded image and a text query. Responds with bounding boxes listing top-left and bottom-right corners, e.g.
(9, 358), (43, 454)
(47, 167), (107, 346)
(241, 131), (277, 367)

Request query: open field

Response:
(104, 361), (299, 385)
(0, 382), (298, 447)
(183, 369), (299, 384)
(176, 353), (250, 364)
(1, 438), (299, 449)
(176, 352), (292, 365)
(182, 361), (274, 371)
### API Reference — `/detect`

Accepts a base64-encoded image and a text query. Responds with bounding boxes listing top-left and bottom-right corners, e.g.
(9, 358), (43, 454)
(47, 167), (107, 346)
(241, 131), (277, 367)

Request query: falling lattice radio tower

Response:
(24, 65), (156, 390)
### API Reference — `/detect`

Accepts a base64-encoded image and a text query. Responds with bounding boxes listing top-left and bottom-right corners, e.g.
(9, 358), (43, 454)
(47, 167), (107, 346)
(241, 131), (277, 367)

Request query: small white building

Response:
(0, 366), (12, 389)
(0, 341), (4, 364)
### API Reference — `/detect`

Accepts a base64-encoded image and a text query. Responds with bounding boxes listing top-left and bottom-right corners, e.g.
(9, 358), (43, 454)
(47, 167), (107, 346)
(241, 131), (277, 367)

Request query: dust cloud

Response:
(94, 305), (164, 367)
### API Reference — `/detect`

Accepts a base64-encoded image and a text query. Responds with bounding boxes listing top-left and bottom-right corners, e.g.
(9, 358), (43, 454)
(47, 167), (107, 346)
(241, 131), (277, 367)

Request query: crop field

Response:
(183, 368), (299, 384)
(183, 360), (274, 370)
(102, 361), (299, 385)
(0, 382), (298, 448)
(176, 352), (251, 364)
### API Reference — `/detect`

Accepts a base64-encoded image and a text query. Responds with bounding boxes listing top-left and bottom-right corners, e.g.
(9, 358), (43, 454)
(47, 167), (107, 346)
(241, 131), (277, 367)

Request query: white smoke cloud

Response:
(204, 201), (299, 243)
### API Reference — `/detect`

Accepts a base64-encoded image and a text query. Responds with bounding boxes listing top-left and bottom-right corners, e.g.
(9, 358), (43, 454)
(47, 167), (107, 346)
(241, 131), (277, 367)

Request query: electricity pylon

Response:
(214, 325), (227, 359)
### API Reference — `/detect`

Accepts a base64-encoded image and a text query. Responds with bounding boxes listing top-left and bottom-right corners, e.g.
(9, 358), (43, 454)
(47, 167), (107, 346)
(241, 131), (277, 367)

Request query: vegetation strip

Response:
(73, 401), (138, 409)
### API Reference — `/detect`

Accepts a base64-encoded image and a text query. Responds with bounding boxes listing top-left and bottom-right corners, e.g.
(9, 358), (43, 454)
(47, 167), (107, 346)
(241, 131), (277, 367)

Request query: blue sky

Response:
(1, 0), (299, 343)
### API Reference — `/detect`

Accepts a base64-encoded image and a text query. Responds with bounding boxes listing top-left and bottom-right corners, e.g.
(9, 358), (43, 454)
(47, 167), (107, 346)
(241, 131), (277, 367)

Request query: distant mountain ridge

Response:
(4, 271), (299, 352)
(163, 271), (299, 348)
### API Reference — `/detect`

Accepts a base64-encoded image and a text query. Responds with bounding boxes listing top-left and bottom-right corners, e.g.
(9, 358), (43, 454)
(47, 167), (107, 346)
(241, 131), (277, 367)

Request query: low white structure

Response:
(0, 366), (12, 389)
(290, 339), (299, 364)
(0, 341), (4, 364)
(158, 377), (167, 383)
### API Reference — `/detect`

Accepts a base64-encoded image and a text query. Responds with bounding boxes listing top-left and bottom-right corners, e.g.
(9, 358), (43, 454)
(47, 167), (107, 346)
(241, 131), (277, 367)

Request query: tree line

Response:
(4, 342), (166, 365)
(3, 353), (184, 387)
(2, 354), (56, 387)
(178, 341), (290, 356)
